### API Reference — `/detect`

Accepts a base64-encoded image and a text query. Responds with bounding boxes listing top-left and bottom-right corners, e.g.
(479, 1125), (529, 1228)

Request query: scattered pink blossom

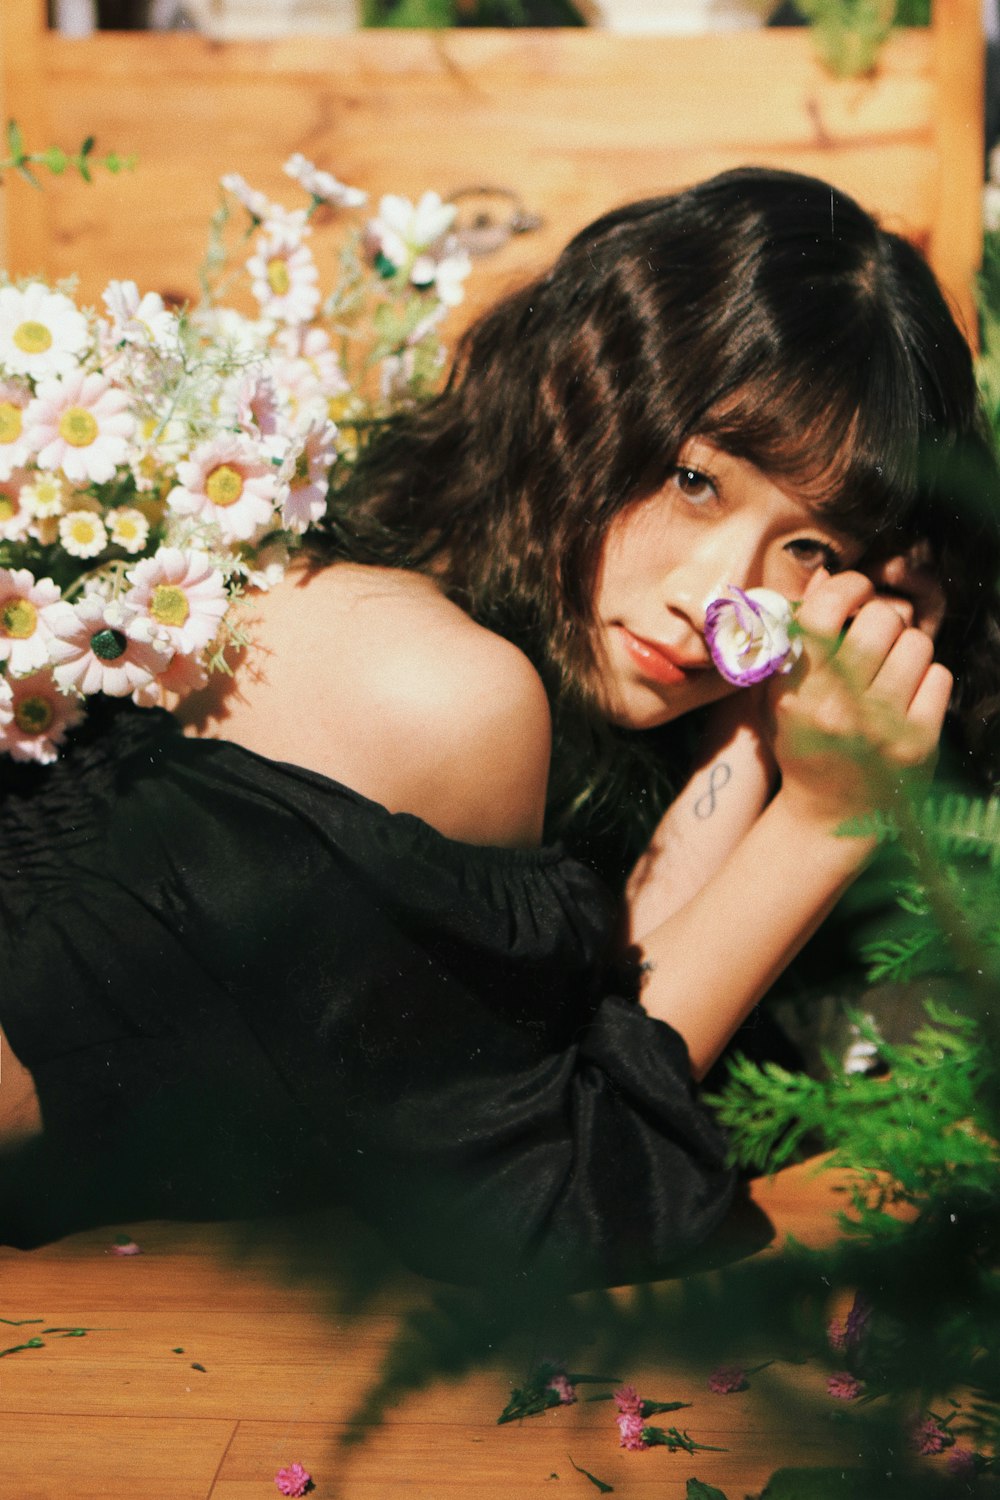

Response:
(708, 1365), (748, 1395)
(827, 1318), (848, 1354)
(274, 1462), (312, 1496)
(827, 1371), (863, 1401)
(947, 1448), (978, 1478)
(616, 1411), (648, 1450)
(613, 1384), (642, 1415)
(546, 1372), (576, 1405)
(912, 1416), (952, 1456)
(111, 1239), (141, 1256)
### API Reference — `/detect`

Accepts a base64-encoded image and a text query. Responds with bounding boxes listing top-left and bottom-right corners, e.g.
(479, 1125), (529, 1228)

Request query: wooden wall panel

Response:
(0, 0), (984, 336)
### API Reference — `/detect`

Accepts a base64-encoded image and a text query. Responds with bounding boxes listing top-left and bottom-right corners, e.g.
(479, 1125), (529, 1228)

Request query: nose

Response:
(662, 521), (763, 632)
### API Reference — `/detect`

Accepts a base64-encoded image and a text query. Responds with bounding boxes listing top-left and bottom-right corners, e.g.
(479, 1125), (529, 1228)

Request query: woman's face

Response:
(590, 438), (860, 730)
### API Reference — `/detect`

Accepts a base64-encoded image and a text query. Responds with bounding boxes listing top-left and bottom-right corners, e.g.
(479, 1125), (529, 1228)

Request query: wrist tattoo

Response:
(693, 761), (732, 820)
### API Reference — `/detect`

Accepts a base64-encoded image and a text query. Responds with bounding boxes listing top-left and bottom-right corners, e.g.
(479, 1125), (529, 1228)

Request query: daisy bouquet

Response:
(0, 153), (472, 763)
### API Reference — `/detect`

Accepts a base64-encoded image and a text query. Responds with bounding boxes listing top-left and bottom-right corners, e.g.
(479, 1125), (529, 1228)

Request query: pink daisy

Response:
(274, 325), (350, 414)
(247, 229), (320, 325)
(0, 379), (33, 479)
(0, 669), (84, 764)
(168, 434), (279, 543)
(0, 470), (33, 542)
(0, 568), (77, 676)
(274, 1462), (312, 1496)
(132, 647), (210, 709)
(280, 415), (337, 533)
(49, 596), (171, 698)
(125, 548), (229, 656)
(235, 370), (283, 437)
(26, 369), (134, 485)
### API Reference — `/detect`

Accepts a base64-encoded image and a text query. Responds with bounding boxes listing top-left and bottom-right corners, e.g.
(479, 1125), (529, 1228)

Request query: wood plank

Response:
(0, 0), (51, 278)
(0, 1413), (237, 1500)
(932, 0), (986, 340)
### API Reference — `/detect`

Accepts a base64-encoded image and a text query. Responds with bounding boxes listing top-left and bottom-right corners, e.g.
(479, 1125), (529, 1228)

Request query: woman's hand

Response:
(767, 568), (953, 829)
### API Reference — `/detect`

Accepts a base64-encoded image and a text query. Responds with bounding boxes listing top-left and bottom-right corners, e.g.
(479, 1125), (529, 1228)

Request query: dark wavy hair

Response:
(315, 166), (1000, 820)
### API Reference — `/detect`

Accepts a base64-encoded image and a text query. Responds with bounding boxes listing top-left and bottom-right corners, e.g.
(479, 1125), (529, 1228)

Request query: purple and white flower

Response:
(704, 586), (801, 686)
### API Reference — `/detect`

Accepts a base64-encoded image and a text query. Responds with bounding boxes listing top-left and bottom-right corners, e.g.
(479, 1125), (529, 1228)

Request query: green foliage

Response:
(1, 119), (135, 188)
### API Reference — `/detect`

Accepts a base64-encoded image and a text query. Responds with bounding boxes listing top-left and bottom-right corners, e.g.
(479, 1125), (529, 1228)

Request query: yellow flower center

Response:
(0, 495), (15, 522)
(58, 406), (99, 448)
(12, 320), (53, 355)
(266, 258), (291, 296)
(150, 584), (190, 628)
(293, 450), (311, 486)
(205, 464), (244, 508)
(1, 597), (37, 639)
(68, 516), (100, 545)
(0, 402), (23, 444)
(13, 694), (53, 735)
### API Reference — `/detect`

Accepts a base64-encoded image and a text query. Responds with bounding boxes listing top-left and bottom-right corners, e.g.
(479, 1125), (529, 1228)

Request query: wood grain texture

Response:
(0, 1164), (939, 1499)
(0, 5), (982, 331)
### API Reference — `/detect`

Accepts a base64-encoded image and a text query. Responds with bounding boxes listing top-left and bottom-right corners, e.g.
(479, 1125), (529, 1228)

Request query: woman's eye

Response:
(784, 537), (842, 573)
(671, 466), (717, 505)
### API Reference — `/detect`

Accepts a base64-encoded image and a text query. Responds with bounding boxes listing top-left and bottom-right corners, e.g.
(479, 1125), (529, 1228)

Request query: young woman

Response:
(1, 167), (998, 1288)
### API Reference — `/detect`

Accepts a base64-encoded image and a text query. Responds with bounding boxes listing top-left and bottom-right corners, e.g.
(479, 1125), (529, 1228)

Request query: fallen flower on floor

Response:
(111, 1236), (141, 1256)
(274, 1462), (312, 1497)
(707, 1365), (748, 1394)
(910, 1414), (955, 1455)
(826, 1371), (863, 1400)
(947, 1447), (979, 1477)
(547, 1371), (577, 1404)
(498, 1362), (617, 1423)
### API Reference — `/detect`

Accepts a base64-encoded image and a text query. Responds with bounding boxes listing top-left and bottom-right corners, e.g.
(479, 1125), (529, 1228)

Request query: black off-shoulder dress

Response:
(0, 704), (735, 1288)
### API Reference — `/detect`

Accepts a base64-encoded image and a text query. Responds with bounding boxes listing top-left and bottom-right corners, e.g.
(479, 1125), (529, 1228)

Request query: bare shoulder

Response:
(176, 562), (553, 848)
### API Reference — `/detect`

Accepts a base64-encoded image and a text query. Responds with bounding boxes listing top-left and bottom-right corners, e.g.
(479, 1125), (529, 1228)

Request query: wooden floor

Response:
(0, 1162), (950, 1500)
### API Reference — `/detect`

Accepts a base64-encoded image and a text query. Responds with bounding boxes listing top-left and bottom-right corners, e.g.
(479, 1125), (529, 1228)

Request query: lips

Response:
(616, 625), (702, 686)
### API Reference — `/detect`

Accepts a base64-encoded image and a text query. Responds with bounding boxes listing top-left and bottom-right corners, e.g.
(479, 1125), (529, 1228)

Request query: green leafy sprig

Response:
(2, 119), (135, 188)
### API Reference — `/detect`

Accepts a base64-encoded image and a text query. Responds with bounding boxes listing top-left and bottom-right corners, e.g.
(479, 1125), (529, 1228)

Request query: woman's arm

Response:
(623, 690), (776, 944)
(633, 570), (952, 1079)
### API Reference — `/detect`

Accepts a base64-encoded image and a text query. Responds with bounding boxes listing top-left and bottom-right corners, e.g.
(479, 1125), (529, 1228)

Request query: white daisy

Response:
(366, 192), (456, 276)
(101, 280), (181, 356)
(26, 369), (135, 485)
(49, 596), (171, 698)
(0, 668), (83, 765)
(167, 433), (279, 543)
(283, 154), (367, 209)
(0, 568), (77, 676)
(0, 282), (90, 382)
(125, 547), (229, 655)
(247, 230), (320, 325)
(220, 172), (273, 221)
(59, 509), (109, 560)
(108, 507), (151, 554)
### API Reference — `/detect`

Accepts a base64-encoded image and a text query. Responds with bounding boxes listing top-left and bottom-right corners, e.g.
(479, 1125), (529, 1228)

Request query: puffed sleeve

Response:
(194, 751), (738, 1290)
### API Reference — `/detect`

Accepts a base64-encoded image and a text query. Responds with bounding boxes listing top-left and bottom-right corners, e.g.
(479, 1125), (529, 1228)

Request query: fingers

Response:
(905, 661), (954, 735)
